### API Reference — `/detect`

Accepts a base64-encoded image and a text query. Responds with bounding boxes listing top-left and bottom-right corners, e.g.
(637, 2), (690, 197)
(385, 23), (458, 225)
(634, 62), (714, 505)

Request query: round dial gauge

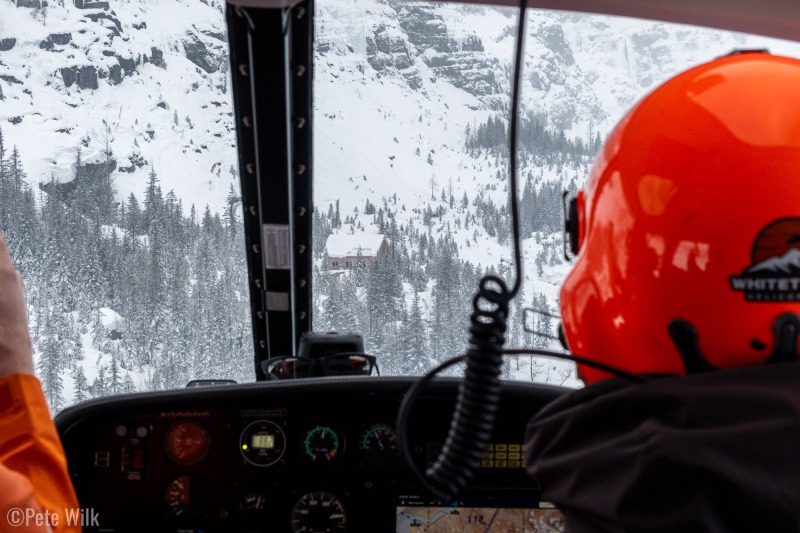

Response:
(303, 426), (343, 462)
(291, 491), (347, 533)
(165, 475), (191, 517)
(242, 493), (268, 510)
(360, 424), (397, 466)
(240, 420), (286, 467)
(164, 420), (210, 465)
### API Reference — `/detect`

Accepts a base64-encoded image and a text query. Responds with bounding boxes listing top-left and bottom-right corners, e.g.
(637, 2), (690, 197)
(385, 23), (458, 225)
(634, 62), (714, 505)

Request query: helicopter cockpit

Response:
(2, 0), (799, 530)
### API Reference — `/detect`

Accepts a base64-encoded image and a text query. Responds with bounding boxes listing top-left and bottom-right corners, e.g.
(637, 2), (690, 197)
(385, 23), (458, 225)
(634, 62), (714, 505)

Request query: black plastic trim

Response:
(226, 2), (315, 379)
(55, 377), (568, 436)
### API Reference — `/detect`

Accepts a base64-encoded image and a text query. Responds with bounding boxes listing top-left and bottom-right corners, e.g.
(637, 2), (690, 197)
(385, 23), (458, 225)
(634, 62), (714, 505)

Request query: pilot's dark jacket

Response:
(525, 362), (800, 532)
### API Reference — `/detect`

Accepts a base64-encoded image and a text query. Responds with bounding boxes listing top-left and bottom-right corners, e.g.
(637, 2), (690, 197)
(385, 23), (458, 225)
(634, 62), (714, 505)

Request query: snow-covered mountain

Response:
(312, 0), (800, 293)
(2, 0), (798, 216)
(313, 0), (800, 235)
(0, 0), (236, 213)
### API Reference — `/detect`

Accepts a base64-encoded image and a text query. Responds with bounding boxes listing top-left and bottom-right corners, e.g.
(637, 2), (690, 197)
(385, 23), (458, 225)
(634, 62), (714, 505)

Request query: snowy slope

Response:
(314, 0), (800, 270)
(3, 1), (799, 220)
(0, 0), (237, 213)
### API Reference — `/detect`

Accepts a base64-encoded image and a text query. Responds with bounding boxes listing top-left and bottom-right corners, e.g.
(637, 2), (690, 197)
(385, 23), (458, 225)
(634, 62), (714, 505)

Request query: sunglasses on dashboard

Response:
(263, 353), (379, 380)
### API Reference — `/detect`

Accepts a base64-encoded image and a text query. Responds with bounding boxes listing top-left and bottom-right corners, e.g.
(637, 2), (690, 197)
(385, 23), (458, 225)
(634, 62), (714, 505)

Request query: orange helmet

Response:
(561, 51), (800, 384)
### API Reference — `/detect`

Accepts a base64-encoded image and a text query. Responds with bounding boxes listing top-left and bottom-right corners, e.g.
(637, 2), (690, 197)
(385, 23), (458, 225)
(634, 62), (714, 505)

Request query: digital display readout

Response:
(396, 493), (564, 532)
(252, 434), (275, 449)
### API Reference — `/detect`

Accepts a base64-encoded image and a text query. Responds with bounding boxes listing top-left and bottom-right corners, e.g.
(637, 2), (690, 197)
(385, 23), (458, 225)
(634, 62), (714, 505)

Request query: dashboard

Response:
(55, 377), (567, 532)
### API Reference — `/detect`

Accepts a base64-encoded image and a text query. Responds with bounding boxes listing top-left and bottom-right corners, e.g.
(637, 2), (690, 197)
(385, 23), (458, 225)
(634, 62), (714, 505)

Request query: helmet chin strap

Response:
(668, 314), (800, 374)
(667, 320), (715, 374)
(767, 313), (800, 364)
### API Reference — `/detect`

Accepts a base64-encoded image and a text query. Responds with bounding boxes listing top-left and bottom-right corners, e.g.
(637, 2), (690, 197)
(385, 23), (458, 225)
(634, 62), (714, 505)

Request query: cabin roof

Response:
(325, 233), (386, 258)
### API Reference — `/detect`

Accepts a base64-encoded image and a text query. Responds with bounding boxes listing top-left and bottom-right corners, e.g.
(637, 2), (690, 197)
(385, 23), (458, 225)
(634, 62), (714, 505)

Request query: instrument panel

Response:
(55, 377), (566, 532)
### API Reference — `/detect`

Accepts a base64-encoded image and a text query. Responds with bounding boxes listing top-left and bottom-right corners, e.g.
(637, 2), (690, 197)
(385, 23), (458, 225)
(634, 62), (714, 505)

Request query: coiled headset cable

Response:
(396, 0), (647, 501)
(395, 0), (527, 501)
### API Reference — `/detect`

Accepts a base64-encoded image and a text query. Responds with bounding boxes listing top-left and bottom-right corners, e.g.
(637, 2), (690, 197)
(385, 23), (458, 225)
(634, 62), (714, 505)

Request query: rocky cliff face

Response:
(0, 0), (235, 213)
(358, 0), (506, 106)
(319, 0), (800, 137)
(2, 0), (799, 215)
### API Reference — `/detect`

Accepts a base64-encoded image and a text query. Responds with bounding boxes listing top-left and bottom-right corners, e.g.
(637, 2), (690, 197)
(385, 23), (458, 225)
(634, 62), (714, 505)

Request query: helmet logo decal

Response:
(730, 218), (800, 301)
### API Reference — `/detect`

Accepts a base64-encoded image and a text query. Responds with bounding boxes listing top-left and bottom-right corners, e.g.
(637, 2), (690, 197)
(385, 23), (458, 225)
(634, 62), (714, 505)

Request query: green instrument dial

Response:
(303, 426), (343, 462)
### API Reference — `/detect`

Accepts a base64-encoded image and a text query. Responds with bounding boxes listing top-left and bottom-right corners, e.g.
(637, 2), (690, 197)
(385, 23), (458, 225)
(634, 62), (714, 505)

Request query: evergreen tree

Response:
(398, 291), (427, 374)
(143, 166), (162, 232)
(37, 312), (65, 411)
(92, 363), (107, 398)
(126, 193), (142, 235)
(534, 293), (553, 348)
(109, 352), (123, 394)
(549, 245), (560, 266)
(225, 183), (240, 240)
(333, 199), (341, 228)
(97, 120), (116, 222)
(123, 373), (136, 393)
(353, 248), (367, 287)
(72, 365), (89, 403)
(536, 248), (546, 277)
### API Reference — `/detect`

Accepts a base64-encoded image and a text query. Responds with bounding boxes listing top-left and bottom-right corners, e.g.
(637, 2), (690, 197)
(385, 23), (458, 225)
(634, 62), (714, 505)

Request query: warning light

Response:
(242, 444), (248, 450)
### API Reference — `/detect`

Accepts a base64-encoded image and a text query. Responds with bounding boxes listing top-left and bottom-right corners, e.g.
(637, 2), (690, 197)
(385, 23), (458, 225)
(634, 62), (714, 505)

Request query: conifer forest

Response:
(0, 112), (589, 413)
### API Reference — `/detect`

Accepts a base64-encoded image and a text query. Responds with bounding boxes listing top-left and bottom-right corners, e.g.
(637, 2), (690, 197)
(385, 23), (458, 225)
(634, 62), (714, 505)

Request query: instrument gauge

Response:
(165, 475), (191, 517)
(360, 424), (397, 466)
(242, 493), (268, 510)
(164, 420), (210, 465)
(240, 420), (286, 467)
(291, 491), (347, 532)
(303, 426), (343, 462)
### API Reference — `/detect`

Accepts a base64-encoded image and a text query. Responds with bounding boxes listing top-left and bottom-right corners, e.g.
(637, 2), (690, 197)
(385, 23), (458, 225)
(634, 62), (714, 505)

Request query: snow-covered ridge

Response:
(3, 0), (800, 215)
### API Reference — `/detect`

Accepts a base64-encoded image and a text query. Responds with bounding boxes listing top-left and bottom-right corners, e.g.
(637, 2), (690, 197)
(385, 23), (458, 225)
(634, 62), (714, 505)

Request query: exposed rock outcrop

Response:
(366, 23), (413, 71)
(60, 66), (99, 90)
(74, 0), (110, 10)
(0, 75), (22, 85)
(147, 47), (165, 68)
(40, 33), (72, 50)
(362, 2), (503, 101)
(182, 34), (218, 73)
(85, 12), (123, 36)
(0, 38), (17, 52)
(39, 160), (117, 200)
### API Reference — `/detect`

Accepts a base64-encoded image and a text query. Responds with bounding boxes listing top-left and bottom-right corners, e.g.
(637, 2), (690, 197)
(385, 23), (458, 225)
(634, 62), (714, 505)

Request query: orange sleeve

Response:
(0, 374), (80, 533)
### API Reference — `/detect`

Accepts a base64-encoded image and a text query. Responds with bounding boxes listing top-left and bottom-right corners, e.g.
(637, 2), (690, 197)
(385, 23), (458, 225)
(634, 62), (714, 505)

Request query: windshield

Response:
(311, 0), (800, 387)
(0, 0), (251, 412)
(2, 0), (800, 412)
